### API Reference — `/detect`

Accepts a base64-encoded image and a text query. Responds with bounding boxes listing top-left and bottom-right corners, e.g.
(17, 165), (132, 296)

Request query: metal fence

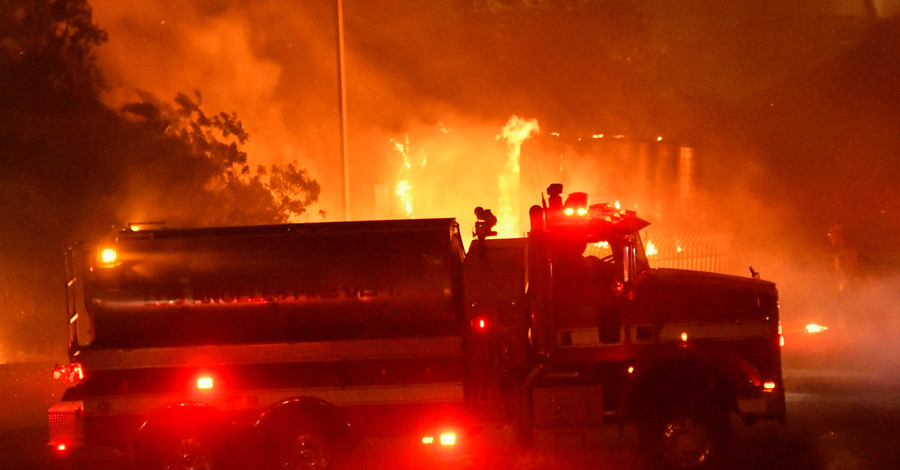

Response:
(644, 232), (733, 273)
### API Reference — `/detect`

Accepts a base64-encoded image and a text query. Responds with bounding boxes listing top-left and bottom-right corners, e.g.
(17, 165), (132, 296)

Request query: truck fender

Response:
(254, 396), (354, 446)
(254, 397), (355, 470)
(705, 346), (768, 389)
(622, 358), (736, 468)
(134, 402), (228, 469)
(622, 357), (735, 422)
(136, 402), (226, 439)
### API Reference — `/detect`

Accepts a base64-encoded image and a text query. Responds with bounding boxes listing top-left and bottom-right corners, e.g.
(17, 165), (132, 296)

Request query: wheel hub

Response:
(661, 417), (712, 467)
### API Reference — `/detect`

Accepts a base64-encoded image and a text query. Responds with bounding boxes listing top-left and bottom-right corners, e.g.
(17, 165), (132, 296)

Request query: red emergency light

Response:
(421, 431), (457, 446)
(471, 317), (489, 333)
(196, 376), (214, 390)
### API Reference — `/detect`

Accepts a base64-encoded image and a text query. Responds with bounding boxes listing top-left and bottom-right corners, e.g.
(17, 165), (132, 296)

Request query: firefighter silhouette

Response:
(826, 224), (860, 293)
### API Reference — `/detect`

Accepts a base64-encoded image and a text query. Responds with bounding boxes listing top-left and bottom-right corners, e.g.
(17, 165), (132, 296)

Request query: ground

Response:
(2, 360), (899, 469)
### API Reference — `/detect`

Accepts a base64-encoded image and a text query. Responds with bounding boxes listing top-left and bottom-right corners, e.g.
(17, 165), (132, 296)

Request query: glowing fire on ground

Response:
(496, 116), (540, 237)
(805, 323), (829, 334)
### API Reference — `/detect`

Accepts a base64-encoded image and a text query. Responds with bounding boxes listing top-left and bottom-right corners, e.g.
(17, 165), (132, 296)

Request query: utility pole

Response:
(336, 0), (350, 220)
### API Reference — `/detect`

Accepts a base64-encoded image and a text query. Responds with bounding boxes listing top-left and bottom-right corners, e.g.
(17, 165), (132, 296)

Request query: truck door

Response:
(462, 238), (530, 421)
(552, 241), (624, 346)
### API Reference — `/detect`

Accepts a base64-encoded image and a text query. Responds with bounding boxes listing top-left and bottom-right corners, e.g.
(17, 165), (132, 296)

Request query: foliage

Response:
(118, 90), (321, 227)
(0, 0), (108, 103)
(0, 0), (321, 359)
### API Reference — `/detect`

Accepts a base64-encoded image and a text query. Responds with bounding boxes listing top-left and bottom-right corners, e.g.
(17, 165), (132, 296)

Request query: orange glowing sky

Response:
(87, 1), (899, 260)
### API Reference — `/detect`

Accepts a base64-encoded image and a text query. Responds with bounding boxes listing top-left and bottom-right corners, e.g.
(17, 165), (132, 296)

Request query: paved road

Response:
(2, 366), (898, 469)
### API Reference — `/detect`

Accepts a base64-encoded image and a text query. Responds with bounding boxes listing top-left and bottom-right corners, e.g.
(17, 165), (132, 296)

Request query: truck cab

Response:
(464, 184), (785, 468)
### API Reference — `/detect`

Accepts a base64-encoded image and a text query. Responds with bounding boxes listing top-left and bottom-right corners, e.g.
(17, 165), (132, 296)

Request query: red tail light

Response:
(471, 317), (488, 333)
(51, 363), (84, 384)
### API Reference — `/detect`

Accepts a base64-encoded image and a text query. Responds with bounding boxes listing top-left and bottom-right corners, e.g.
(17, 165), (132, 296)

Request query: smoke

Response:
(90, 1), (518, 219)
(87, 1), (884, 218)
(92, 0), (343, 215)
(84, 1), (899, 378)
(779, 270), (900, 381)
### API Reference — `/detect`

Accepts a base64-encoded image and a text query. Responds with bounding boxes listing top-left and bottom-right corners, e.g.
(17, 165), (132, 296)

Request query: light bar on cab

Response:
(128, 221), (166, 232)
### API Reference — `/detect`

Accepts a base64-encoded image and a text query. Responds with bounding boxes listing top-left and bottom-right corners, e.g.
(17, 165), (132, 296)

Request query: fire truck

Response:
(48, 184), (785, 469)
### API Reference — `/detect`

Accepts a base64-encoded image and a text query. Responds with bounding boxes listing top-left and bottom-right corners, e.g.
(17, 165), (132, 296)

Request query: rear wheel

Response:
(140, 433), (216, 470)
(274, 426), (333, 470)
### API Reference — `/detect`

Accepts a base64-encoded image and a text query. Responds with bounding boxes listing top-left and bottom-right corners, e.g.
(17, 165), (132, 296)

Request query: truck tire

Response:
(139, 432), (216, 470)
(273, 425), (333, 470)
(639, 404), (731, 469)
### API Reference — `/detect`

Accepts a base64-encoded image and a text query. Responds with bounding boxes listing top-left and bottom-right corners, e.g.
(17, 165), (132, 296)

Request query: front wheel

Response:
(274, 426), (333, 470)
(640, 406), (731, 469)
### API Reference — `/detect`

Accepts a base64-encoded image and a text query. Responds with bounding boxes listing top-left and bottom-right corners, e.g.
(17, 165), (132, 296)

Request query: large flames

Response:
(385, 117), (730, 277)
(496, 116), (540, 237)
(392, 135), (416, 217)
(390, 116), (538, 238)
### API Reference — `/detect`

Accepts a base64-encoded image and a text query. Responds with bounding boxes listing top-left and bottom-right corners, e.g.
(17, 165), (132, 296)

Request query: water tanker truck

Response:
(49, 184), (785, 469)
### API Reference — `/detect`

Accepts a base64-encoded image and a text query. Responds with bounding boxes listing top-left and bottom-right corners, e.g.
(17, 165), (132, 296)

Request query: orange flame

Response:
(805, 323), (828, 334)
(392, 135), (414, 217)
(496, 116), (539, 237)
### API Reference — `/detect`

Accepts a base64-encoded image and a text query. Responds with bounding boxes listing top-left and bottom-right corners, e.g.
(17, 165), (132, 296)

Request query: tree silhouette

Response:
(118, 90), (321, 227)
(0, 0), (321, 359)
(0, 0), (107, 104)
